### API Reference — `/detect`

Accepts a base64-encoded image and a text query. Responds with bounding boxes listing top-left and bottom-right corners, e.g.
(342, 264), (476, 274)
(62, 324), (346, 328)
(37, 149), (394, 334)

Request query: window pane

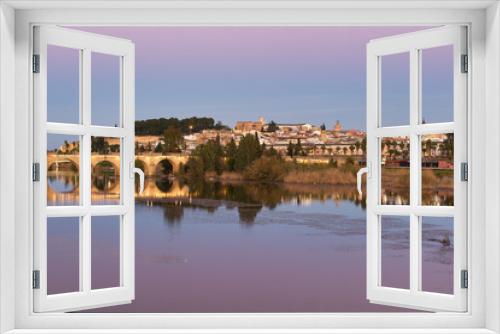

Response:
(47, 217), (80, 294)
(381, 136), (410, 205)
(421, 46), (454, 124)
(92, 52), (121, 127)
(92, 216), (121, 289)
(381, 215), (410, 289)
(91, 137), (121, 205)
(47, 134), (80, 206)
(421, 216), (454, 294)
(47, 45), (80, 124)
(421, 133), (454, 206)
(380, 52), (410, 127)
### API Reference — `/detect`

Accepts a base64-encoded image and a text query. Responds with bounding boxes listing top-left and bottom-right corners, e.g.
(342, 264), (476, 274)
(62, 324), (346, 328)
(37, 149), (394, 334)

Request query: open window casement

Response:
(363, 25), (468, 312)
(33, 26), (137, 312)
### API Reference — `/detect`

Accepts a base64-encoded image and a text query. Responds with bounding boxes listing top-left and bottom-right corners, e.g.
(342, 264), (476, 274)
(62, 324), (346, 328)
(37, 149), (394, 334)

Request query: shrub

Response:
(284, 168), (356, 185)
(244, 156), (287, 182)
(184, 157), (205, 180)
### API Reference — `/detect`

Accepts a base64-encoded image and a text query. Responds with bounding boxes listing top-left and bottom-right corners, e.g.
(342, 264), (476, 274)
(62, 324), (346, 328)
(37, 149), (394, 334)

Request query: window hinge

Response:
(32, 270), (40, 289)
(461, 162), (468, 182)
(32, 54), (40, 73)
(461, 269), (468, 289)
(461, 54), (468, 74)
(32, 162), (40, 182)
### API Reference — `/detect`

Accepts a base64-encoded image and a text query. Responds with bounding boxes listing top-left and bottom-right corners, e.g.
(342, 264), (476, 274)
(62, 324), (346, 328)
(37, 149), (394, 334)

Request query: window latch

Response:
(461, 269), (468, 289)
(461, 54), (468, 74)
(461, 162), (468, 182)
(33, 270), (40, 289)
(32, 54), (40, 73)
(32, 163), (40, 182)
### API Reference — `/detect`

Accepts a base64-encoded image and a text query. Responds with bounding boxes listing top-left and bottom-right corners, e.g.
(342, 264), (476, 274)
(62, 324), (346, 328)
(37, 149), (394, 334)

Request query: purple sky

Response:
(48, 26), (453, 130)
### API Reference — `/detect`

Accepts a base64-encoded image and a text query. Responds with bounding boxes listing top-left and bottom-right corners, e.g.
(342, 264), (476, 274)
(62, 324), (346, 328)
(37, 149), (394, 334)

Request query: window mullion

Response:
(81, 48), (92, 293)
(409, 48), (421, 293)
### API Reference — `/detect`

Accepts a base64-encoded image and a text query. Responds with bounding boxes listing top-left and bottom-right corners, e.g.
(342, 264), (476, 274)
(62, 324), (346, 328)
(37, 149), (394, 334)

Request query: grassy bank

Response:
(206, 164), (453, 189)
(381, 168), (453, 190)
(202, 158), (358, 185)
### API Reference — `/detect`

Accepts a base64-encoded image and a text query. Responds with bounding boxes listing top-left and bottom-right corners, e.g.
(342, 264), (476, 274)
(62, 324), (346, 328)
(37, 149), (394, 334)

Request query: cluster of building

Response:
(136, 117), (367, 158)
(54, 117), (453, 170)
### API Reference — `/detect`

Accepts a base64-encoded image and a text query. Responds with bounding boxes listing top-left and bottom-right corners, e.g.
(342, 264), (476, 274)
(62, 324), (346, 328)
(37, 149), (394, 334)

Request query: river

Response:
(47, 173), (454, 312)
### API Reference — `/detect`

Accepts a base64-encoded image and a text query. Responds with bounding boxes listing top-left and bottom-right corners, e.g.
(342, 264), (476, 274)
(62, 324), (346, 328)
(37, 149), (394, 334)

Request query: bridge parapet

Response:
(46, 153), (189, 176)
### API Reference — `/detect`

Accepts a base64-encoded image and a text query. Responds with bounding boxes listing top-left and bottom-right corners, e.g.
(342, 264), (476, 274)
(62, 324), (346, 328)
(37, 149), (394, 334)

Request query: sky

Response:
(47, 26), (453, 132)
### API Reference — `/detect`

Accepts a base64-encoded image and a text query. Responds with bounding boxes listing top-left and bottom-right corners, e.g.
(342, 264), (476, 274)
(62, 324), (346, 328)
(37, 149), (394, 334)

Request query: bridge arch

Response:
(47, 159), (79, 173)
(135, 158), (148, 175)
(92, 160), (120, 192)
(155, 159), (174, 176)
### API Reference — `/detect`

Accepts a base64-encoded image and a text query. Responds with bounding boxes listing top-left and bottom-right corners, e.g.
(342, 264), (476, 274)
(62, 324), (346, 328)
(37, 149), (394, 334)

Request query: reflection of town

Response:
(47, 172), (453, 224)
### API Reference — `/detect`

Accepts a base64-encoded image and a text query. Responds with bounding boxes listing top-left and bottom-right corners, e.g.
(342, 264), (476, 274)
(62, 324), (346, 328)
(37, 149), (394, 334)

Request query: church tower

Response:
(333, 120), (343, 132)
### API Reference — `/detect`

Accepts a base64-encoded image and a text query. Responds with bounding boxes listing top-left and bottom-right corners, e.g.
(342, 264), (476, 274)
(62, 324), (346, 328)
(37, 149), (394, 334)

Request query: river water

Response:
(47, 175), (454, 313)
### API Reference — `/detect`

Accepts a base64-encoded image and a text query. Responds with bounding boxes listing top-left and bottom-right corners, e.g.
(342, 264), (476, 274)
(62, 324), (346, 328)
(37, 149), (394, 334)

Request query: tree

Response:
(244, 156), (287, 182)
(320, 123), (326, 131)
(91, 137), (109, 155)
(184, 157), (205, 180)
(354, 141), (361, 155)
(192, 139), (224, 175)
(349, 145), (355, 156)
(163, 126), (184, 153)
(294, 139), (305, 156)
(263, 145), (279, 158)
(225, 138), (238, 171)
(64, 140), (70, 153)
(266, 121), (278, 132)
(342, 147), (348, 155)
(135, 117), (230, 136)
(234, 133), (262, 171)
(361, 137), (367, 156)
(287, 141), (295, 157)
(154, 143), (163, 153)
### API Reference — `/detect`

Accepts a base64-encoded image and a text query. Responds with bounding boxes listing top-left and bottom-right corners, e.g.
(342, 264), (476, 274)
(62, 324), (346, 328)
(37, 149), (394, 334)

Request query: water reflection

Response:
(135, 178), (365, 225)
(46, 173), (455, 312)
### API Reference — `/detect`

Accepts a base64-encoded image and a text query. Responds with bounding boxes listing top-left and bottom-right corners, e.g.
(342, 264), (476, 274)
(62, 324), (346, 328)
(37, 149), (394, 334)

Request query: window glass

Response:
(92, 216), (121, 289)
(421, 133), (454, 206)
(381, 215), (410, 289)
(421, 216), (454, 294)
(91, 137), (121, 205)
(381, 136), (410, 205)
(47, 134), (80, 206)
(47, 217), (80, 295)
(92, 52), (121, 127)
(421, 46), (454, 124)
(380, 52), (410, 127)
(47, 45), (80, 124)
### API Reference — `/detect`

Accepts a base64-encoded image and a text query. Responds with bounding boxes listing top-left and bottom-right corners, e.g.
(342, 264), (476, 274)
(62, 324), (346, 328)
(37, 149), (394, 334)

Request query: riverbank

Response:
(203, 166), (453, 188)
(203, 164), (357, 185)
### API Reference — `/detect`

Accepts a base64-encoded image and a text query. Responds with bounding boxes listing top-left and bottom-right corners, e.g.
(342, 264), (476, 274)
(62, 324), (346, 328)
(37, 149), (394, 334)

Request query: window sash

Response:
(365, 25), (468, 312)
(32, 25), (136, 313)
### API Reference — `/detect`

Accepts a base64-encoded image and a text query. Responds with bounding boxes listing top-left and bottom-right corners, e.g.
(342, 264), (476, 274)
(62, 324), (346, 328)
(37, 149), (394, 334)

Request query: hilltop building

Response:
(235, 116), (265, 132)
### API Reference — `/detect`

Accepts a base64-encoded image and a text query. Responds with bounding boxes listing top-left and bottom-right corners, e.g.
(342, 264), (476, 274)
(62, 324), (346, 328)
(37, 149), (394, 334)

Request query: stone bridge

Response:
(47, 153), (189, 176)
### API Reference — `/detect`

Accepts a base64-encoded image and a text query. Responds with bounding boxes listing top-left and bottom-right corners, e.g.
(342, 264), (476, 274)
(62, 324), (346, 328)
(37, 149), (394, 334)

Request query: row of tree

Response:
(135, 117), (229, 136)
(182, 132), (282, 180)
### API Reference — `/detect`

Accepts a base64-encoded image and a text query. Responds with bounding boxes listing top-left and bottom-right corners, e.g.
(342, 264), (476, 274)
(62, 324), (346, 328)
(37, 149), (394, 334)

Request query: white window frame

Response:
(32, 26), (136, 312)
(0, 1), (499, 333)
(365, 26), (468, 312)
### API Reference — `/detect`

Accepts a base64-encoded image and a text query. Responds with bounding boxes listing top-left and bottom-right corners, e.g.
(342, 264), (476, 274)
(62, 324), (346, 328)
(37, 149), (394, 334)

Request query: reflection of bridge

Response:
(47, 153), (189, 176)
